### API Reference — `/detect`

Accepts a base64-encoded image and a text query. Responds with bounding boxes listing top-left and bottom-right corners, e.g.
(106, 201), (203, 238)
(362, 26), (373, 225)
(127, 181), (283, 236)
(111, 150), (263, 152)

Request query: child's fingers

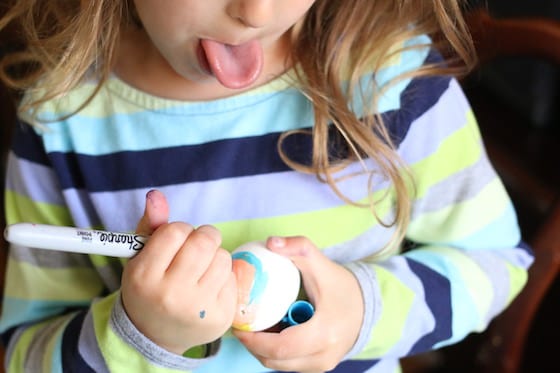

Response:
(130, 222), (195, 274)
(167, 224), (223, 281)
(235, 324), (326, 370)
(265, 235), (325, 300)
(197, 247), (234, 292)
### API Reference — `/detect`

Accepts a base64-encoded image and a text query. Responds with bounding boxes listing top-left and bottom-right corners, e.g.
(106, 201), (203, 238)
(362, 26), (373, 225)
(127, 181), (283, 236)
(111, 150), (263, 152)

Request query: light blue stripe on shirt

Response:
(39, 88), (315, 155)
(0, 297), (90, 330)
(450, 202), (521, 250)
(37, 35), (432, 156)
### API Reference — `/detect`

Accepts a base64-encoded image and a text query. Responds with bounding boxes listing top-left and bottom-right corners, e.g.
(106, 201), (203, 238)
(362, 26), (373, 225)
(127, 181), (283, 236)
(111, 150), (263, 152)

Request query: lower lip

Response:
(196, 42), (212, 76)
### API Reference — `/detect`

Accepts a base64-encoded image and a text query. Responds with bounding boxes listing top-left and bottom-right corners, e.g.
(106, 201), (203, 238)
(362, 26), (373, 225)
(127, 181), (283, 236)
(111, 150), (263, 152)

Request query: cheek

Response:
(133, 1), (198, 48)
(133, 14), (202, 76)
(140, 31), (202, 78)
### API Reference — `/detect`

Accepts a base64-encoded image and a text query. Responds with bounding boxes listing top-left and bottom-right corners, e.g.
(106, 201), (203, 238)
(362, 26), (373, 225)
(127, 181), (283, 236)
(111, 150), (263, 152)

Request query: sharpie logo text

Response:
(95, 231), (146, 251)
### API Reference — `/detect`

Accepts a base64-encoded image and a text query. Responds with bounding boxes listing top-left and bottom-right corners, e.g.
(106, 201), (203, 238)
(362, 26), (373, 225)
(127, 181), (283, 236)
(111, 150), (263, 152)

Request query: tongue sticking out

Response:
(201, 39), (263, 89)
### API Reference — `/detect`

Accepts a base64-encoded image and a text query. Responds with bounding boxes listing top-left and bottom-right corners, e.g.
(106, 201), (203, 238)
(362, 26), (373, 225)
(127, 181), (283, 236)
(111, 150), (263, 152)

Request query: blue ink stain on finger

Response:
(199, 310), (206, 319)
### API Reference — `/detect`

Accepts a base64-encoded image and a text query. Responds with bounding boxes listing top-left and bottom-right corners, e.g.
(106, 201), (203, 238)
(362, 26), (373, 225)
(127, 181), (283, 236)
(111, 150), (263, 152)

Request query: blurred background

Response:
(466, 0), (560, 236)
(474, 0), (560, 129)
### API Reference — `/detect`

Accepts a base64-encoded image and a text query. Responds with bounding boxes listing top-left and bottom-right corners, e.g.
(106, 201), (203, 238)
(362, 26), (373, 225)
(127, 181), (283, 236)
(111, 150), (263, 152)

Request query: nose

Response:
(227, 0), (273, 29)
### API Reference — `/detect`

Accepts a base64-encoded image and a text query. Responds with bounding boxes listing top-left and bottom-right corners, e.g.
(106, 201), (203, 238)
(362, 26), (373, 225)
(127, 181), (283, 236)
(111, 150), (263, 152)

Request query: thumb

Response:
(265, 236), (324, 301)
(135, 189), (170, 235)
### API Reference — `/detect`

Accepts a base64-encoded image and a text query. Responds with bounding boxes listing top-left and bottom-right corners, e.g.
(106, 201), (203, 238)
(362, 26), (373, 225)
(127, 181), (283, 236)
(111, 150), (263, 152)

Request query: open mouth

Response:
(196, 41), (213, 76)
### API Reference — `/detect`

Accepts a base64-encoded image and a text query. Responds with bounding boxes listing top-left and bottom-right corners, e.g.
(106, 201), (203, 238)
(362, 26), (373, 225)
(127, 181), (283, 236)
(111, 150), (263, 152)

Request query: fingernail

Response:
(146, 189), (157, 204)
(268, 236), (285, 248)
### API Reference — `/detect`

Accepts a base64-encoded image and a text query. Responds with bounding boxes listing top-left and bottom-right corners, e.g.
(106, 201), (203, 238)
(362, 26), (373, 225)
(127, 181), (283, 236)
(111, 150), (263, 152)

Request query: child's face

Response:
(133, 0), (316, 89)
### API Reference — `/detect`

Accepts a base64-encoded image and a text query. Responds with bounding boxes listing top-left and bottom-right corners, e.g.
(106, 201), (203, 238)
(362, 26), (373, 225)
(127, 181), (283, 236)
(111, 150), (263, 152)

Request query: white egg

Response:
(231, 241), (301, 331)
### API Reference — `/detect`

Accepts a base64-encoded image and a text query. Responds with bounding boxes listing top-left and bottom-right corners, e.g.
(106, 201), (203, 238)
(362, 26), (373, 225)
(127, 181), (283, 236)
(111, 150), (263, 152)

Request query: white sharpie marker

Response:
(4, 223), (148, 257)
(5, 222), (315, 327)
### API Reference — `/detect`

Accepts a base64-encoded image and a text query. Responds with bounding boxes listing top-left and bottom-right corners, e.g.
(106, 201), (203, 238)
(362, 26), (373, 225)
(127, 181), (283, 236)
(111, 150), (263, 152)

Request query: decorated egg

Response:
(231, 241), (301, 331)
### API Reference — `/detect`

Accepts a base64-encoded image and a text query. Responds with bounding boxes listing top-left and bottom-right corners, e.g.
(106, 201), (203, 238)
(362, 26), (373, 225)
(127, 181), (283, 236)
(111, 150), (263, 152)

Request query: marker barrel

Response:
(4, 223), (147, 257)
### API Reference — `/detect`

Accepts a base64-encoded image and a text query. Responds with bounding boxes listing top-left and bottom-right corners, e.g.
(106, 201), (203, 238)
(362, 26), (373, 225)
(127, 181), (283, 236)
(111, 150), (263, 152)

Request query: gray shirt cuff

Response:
(342, 261), (381, 359)
(111, 293), (221, 371)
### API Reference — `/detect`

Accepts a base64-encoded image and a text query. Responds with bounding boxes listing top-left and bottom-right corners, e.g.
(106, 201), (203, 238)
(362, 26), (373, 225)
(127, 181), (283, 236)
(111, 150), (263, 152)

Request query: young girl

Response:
(0, 1), (533, 372)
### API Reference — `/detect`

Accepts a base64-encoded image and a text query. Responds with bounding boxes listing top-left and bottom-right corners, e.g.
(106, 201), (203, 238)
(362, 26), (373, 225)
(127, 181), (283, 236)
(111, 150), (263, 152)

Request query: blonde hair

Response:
(0, 0), (476, 255)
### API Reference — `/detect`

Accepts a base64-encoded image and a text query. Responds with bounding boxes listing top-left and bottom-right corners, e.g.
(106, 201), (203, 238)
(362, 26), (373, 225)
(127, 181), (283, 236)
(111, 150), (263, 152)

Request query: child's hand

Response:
(121, 190), (238, 355)
(233, 236), (364, 372)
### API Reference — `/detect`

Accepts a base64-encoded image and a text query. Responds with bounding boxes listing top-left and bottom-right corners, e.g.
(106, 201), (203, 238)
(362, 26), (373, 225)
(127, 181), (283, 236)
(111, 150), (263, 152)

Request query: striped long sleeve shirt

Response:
(0, 35), (533, 373)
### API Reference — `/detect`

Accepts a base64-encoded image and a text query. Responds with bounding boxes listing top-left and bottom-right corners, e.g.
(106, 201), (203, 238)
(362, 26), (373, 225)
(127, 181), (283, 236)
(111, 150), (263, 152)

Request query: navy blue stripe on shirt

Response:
(519, 240), (534, 257)
(11, 121), (52, 167)
(328, 359), (379, 372)
(0, 326), (17, 352)
(273, 359), (379, 373)
(406, 258), (453, 354)
(48, 132), (297, 191)
(61, 310), (96, 373)
(384, 74), (451, 148)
